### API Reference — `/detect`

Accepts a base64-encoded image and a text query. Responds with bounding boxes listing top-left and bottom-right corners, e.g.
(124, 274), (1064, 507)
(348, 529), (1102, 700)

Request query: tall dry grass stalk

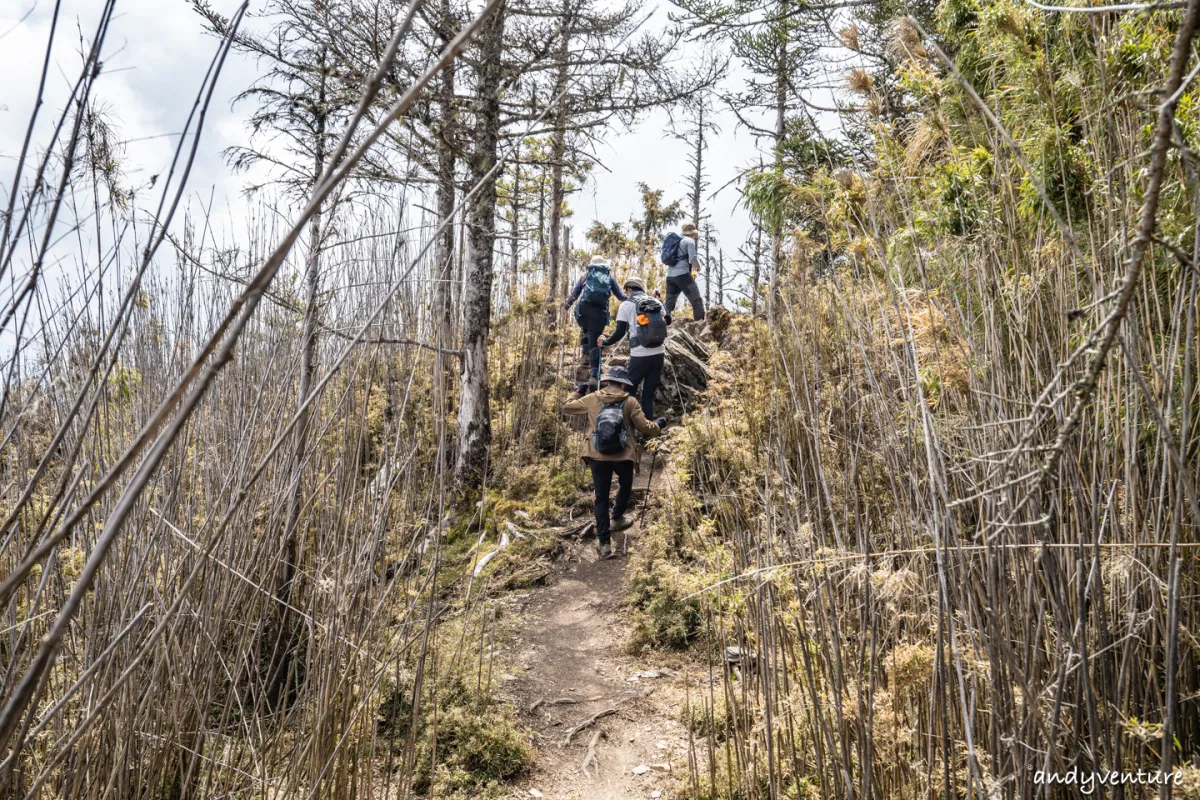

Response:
(650, 3), (1200, 798)
(0, 1), (584, 796)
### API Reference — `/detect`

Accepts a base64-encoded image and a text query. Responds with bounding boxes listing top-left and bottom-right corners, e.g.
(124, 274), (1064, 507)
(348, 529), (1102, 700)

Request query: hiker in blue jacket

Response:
(563, 255), (627, 389)
(661, 222), (705, 321)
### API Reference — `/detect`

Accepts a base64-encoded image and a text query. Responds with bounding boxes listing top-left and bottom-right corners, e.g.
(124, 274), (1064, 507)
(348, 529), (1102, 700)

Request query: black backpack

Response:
(592, 400), (628, 455)
(631, 296), (668, 348)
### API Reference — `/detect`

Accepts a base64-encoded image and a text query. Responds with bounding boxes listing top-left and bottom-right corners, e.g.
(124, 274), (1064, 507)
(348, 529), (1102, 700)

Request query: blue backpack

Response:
(660, 232), (683, 266)
(581, 263), (613, 306)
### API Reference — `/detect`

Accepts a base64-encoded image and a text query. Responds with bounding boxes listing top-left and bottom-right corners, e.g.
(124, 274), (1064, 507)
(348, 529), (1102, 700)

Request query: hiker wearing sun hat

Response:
(563, 255), (628, 390)
(598, 275), (669, 418)
(660, 222), (705, 321)
(562, 365), (666, 559)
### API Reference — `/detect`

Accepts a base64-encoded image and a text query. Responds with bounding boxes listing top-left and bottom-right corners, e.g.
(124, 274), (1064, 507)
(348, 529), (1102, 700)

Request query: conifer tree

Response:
(671, 0), (824, 303)
(677, 91), (719, 229)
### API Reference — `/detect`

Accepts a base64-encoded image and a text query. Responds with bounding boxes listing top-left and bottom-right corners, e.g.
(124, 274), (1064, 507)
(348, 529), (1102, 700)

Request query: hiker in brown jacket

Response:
(563, 366), (665, 559)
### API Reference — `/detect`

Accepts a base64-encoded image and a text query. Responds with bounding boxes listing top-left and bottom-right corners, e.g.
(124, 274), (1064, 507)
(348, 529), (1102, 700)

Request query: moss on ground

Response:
(376, 628), (534, 799)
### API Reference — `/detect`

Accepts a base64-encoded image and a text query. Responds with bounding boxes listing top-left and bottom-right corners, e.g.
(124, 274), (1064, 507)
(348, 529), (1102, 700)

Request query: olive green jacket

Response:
(562, 387), (661, 462)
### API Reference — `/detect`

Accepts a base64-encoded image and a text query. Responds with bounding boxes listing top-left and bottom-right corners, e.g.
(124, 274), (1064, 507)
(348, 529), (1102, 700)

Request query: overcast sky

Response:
(0, 1), (842, 291)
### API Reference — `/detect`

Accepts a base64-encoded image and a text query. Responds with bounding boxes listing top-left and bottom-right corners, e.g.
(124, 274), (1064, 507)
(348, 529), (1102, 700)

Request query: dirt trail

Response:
(502, 454), (693, 800)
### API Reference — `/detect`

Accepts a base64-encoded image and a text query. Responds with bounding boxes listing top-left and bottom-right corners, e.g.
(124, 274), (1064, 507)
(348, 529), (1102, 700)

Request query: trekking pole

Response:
(636, 439), (659, 532)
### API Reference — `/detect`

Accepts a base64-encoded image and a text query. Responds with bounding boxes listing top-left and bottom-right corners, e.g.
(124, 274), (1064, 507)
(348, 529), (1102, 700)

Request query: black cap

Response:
(602, 366), (634, 387)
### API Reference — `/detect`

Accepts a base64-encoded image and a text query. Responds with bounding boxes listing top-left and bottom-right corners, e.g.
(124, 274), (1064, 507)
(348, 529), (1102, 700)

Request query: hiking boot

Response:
(611, 514), (634, 532)
(596, 540), (613, 559)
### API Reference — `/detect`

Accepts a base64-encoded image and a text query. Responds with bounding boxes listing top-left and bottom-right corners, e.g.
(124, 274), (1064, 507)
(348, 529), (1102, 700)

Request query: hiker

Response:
(660, 222), (705, 321)
(563, 255), (627, 389)
(598, 276), (668, 418)
(563, 366), (665, 559)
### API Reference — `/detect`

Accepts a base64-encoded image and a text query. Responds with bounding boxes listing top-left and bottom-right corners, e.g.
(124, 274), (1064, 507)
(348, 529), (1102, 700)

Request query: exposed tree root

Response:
(561, 708), (617, 747)
(529, 694), (604, 713)
(580, 729), (604, 777)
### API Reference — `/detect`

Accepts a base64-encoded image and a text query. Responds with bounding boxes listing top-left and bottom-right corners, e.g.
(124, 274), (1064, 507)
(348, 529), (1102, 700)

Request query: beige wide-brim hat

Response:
(589, 254), (611, 266)
(623, 276), (646, 291)
(682, 223), (699, 235)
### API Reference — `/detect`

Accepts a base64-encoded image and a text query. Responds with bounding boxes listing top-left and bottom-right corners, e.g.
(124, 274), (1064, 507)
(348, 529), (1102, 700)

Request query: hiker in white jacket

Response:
(599, 276), (669, 418)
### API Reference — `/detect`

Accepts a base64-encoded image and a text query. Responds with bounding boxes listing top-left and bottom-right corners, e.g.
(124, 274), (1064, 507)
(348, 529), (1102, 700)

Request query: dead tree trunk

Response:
(769, 19), (788, 315)
(269, 56), (328, 707)
(703, 228), (712, 310)
(547, 0), (571, 305)
(537, 161), (546, 274)
(509, 143), (521, 283)
(751, 206), (764, 316)
(560, 224), (571, 297)
(717, 248), (725, 306)
(433, 0), (458, 343)
(691, 99), (703, 226)
(455, 2), (507, 488)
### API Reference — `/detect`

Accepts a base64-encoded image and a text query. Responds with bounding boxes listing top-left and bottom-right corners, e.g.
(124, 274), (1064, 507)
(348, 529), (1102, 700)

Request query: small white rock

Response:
(632, 764), (650, 775)
(529, 790), (545, 798)
(652, 792), (662, 799)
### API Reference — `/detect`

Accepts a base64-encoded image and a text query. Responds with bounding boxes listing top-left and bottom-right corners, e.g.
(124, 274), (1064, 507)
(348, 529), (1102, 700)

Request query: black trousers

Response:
(625, 353), (664, 418)
(575, 302), (608, 376)
(589, 459), (634, 545)
(665, 273), (705, 320)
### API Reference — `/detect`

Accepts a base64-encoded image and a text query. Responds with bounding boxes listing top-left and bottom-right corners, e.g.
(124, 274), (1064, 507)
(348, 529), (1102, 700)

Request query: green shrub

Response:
(418, 703), (533, 798)
(626, 556), (706, 651)
(377, 644), (533, 798)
